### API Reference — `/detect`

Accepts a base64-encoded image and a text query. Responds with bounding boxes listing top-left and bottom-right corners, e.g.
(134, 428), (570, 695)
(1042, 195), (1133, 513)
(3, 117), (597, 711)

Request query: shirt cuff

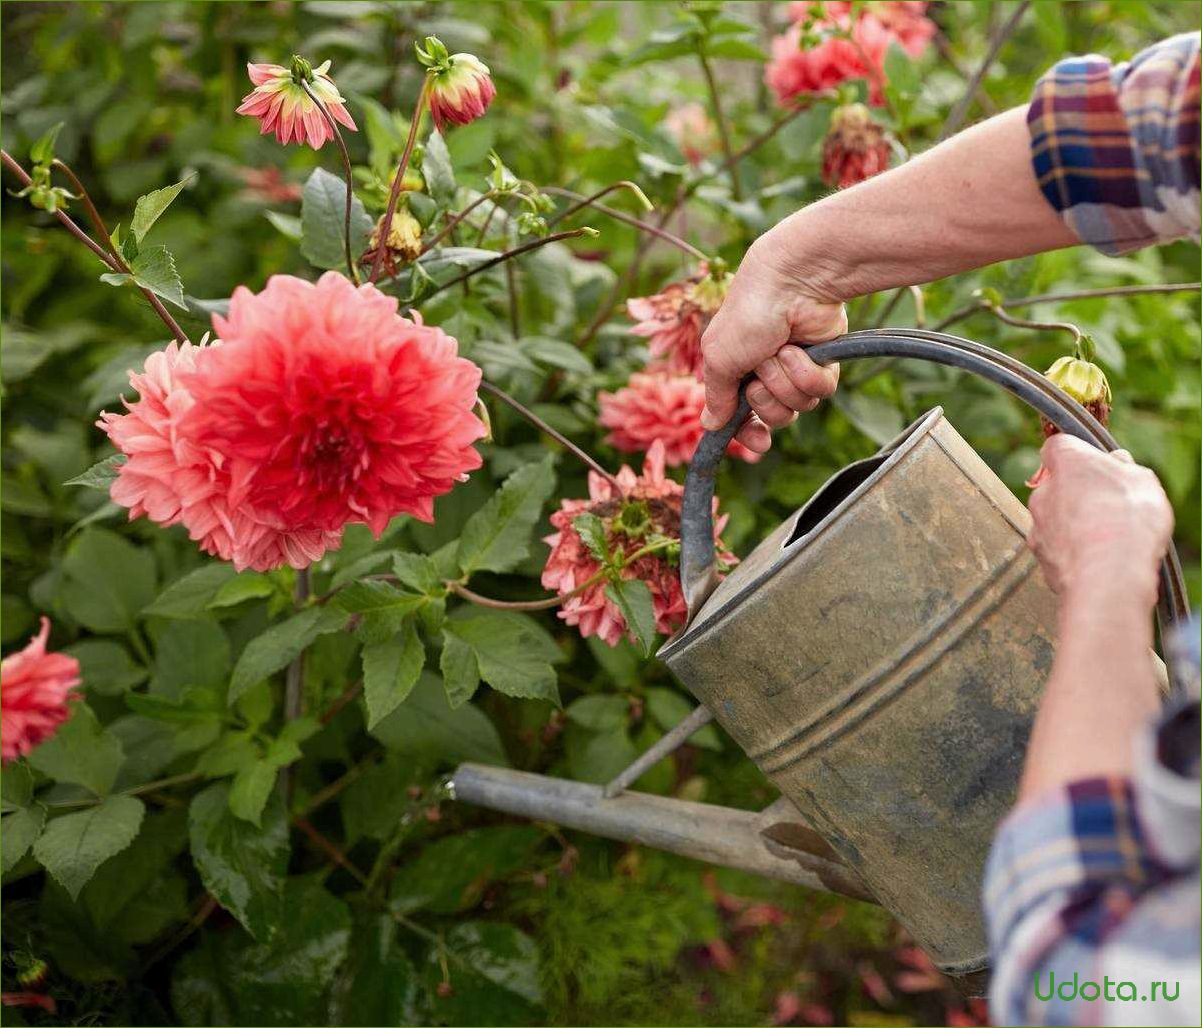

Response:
(1133, 698), (1201, 870)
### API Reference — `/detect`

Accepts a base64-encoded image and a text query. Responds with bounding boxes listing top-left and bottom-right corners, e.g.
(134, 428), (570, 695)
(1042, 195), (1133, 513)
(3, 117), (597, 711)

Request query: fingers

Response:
(700, 347), (742, 431)
(735, 412), (773, 454)
(1038, 432), (1098, 472)
(746, 380), (800, 429)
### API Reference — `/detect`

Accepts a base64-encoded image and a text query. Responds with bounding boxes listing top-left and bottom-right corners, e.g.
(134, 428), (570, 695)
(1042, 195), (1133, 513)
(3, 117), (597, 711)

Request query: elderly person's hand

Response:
(1027, 434), (1174, 611)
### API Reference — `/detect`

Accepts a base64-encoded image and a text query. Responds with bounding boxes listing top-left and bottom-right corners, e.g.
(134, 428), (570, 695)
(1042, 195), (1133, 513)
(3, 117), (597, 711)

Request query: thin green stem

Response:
(543, 186), (707, 262)
(696, 49), (742, 200)
(544, 181), (652, 229)
(421, 190), (497, 253)
(298, 79), (360, 283)
(422, 228), (597, 300)
(370, 75), (431, 283)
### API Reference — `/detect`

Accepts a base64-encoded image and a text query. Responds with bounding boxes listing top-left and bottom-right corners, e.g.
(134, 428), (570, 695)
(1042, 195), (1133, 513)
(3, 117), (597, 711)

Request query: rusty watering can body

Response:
(660, 405), (1051, 984)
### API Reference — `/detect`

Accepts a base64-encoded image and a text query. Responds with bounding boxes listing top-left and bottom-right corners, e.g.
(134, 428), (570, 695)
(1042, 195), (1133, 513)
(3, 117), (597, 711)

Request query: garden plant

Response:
(1, 2), (1199, 1026)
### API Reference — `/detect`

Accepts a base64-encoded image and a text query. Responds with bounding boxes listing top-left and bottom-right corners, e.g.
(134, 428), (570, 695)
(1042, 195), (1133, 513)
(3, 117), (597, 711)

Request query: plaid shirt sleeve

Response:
(983, 698), (1201, 1026)
(1027, 32), (1201, 255)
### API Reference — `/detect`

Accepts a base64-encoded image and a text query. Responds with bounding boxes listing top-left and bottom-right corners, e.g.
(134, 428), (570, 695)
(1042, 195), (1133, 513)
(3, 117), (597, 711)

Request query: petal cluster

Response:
(541, 442), (735, 647)
(665, 103), (719, 166)
(1, 618), (80, 763)
(821, 103), (891, 188)
(100, 273), (486, 571)
(427, 54), (496, 131)
(237, 60), (357, 149)
(599, 372), (762, 466)
(767, 2), (934, 109)
(626, 264), (728, 380)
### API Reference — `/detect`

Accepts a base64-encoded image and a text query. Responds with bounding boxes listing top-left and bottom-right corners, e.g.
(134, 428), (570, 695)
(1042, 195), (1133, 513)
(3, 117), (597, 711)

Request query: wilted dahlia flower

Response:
(627, 265), (729, 379)
(366, 206), (424, 276)
(99, 340), (343, 571)
(599, 372), (761, 466)
(664, 103), (719, 166)
(417, 36), (496, 131)
(821, 103), (891, 188)
(541, 441), (736, 647)
(1, 618), (80, 763)
(236, 56), (357, 149)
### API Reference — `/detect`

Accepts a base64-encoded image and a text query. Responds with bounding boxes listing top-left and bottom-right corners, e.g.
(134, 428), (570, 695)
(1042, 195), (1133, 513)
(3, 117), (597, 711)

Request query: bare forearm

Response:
(761, 106), (1079, 300)
(1018, 586), (1162, 801)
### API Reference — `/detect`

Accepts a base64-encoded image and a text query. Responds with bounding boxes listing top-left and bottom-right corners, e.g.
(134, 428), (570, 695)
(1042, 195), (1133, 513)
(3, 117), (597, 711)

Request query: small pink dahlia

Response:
(1, 618), (81, 764)
(627, 266), (729, 380)
(236, 57), (357, 150)
(599, 372), (761, 466)
(541, 441), (736, 647)
(181, 272), (486, 538)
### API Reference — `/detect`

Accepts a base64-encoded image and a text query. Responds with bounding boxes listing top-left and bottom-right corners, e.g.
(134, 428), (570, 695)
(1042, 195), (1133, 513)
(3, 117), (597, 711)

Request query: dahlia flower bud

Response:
(236, 55), (357, 149)
(1027, 351), (1112, 487)
(416, 36), (496, 131)
(821, 103), (890, 189)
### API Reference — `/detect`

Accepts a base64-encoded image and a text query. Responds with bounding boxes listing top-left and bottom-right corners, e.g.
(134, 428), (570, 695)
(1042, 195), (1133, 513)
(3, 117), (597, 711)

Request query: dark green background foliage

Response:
(1, 2), (1198, 1026)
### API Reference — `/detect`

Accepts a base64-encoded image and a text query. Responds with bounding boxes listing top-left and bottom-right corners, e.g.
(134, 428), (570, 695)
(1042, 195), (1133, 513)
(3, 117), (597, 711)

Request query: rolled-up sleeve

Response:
(1028, 32), (1201, 255)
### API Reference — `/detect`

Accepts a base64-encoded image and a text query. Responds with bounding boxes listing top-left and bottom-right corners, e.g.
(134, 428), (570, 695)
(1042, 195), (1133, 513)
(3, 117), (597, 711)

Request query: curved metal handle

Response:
(681, 328), (1190, 689)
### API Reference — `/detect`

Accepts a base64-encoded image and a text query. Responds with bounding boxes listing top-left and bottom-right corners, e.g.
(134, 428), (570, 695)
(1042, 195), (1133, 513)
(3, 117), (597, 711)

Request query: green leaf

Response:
(645, 686), (721, 751)
(125, 686), (223, 724)
(130, 175), (193, 243)
(2, 804), (45, 873)
(1, 762), (35, 811)
(445, 608), (561, 705)
(371, 671), (508, 766)
(572, 511), (610, 562)
(333, 579), (426, 644)
(64, 454), (125, 490)
(362, 619), (425, 728)
(33, 795), (145, 900)
(606, 579), (656, 656)
(439, 628), (480, 708)
(188, 781), (288, 941)
(456, 457), (556, 576)
(228, 606), (349, 705)
(28, 703), (125, 796)
(264, 209), (303, 241)
(703, 36), (767, 60)
(300, 167), (372, 271)
(228, 761), (279, 826)
(519, 335), (594, 374)
(392, 550), (444, 594)
(63, 639), (146, 695)
(143, 564), (237, 619)
(61, 527), (157, 632)
(423, 129), (457, 204)
(425, 922), (543, 1024)
(30, 121), (65, 164)
(208, 572), (275, 610)
(565, 693), (629, 731)
(99, 245), (187, 309)
(171, 878), (351, 1026)
(883, 39), (921, 98)
(328, 913), (421, 1027)
(150, 619), (230, 697)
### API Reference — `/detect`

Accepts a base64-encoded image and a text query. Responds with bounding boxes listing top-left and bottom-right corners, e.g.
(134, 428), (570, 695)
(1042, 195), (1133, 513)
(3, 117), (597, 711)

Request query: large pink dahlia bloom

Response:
(541, 441), (735, 647)
(237, 59), (357, 149)
(598, 372), (761, 466)
(2, 618), (80, 763)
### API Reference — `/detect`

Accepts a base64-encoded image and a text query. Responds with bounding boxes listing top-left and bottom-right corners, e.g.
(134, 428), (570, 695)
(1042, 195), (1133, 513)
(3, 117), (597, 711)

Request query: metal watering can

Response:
(453, 329), (1190, 995)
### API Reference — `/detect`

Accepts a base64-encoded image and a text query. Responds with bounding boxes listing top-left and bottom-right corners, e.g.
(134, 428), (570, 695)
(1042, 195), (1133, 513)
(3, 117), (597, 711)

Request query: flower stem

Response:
(370, 75), (431, 283)
(981, 302), (1082, 346)
(422, 228), (598, 299)
(447, 571), (606, 611)
(543, 186), (708, 262)
(421, 189), (497, 253)
(544, 181), (652, 229)
(696, 49), (742, 200)
(298, 79), (360, 284)
(478, 378), (621, 490)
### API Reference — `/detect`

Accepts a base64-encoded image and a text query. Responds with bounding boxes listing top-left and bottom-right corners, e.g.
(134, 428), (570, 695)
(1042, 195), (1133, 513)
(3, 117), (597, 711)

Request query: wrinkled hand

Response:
(699, 236), (845, 454)
(1027, 434), (1173, 610)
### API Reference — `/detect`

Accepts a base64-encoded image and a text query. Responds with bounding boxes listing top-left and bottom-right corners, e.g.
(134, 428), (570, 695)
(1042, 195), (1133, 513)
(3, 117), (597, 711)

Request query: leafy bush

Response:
(1, 2), (1197, 1026)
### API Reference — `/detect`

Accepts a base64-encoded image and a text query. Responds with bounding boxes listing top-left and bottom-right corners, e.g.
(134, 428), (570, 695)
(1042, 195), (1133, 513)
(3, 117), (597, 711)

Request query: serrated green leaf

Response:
(424, 922), (543, 1024)
(99, 245), (187, 308)
(362, 619), (425, 728)
(64, 454), (126, 490)
(439, 628), (480, 709)
(61, 527), (157, 632)
(572, 512), (609, 562)
(456, 458), (556, 576)
(228, 761), (278, 826)
(33, 795), (145, 900)
(1, 762), (35, 811)
(370, 672), (508, 766)
(606, 578), (656, 656)
(300, 167), (372, 271)
(2, 804), (45, 873)
(208, 572), (274, 610)
(143, 564), (237, 619)
(392, 551), (444, 595)
(28, 703), (125, 796)
(187, 781), (288, 941)
(565, 693), (629, 731)
(63, 639), (146, 695)
(228, 606), (349, 705)
(445, 609), (561, 705)
(130, 175), (193, 243)
(30, 121), (64, 164)
(327, 913), (421, 1027)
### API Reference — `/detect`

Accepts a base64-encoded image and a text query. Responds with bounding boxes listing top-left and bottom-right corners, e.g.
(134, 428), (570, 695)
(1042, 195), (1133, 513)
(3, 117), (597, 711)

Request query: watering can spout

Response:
(451, 762), (874, 903)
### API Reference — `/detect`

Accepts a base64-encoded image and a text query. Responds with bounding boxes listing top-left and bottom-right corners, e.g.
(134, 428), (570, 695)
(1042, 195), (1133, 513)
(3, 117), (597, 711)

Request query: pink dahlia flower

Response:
(427, 53), (496, 131)
(541, 441), (736, 647)
(181, 272), (486, 538)
(1, 618), (80, 763)
(627, 266), (729, 379)
(99, 340), (343, 572)
(664, 103), (719, 166)
(821, 103), (891, 188)
(599, 372), (761, 466)
(236, 58), (357, 149)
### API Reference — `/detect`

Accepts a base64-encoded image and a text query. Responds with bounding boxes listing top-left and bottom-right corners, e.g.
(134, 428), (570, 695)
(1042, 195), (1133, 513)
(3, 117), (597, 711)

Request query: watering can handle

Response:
(680, 327), (1191, 691)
